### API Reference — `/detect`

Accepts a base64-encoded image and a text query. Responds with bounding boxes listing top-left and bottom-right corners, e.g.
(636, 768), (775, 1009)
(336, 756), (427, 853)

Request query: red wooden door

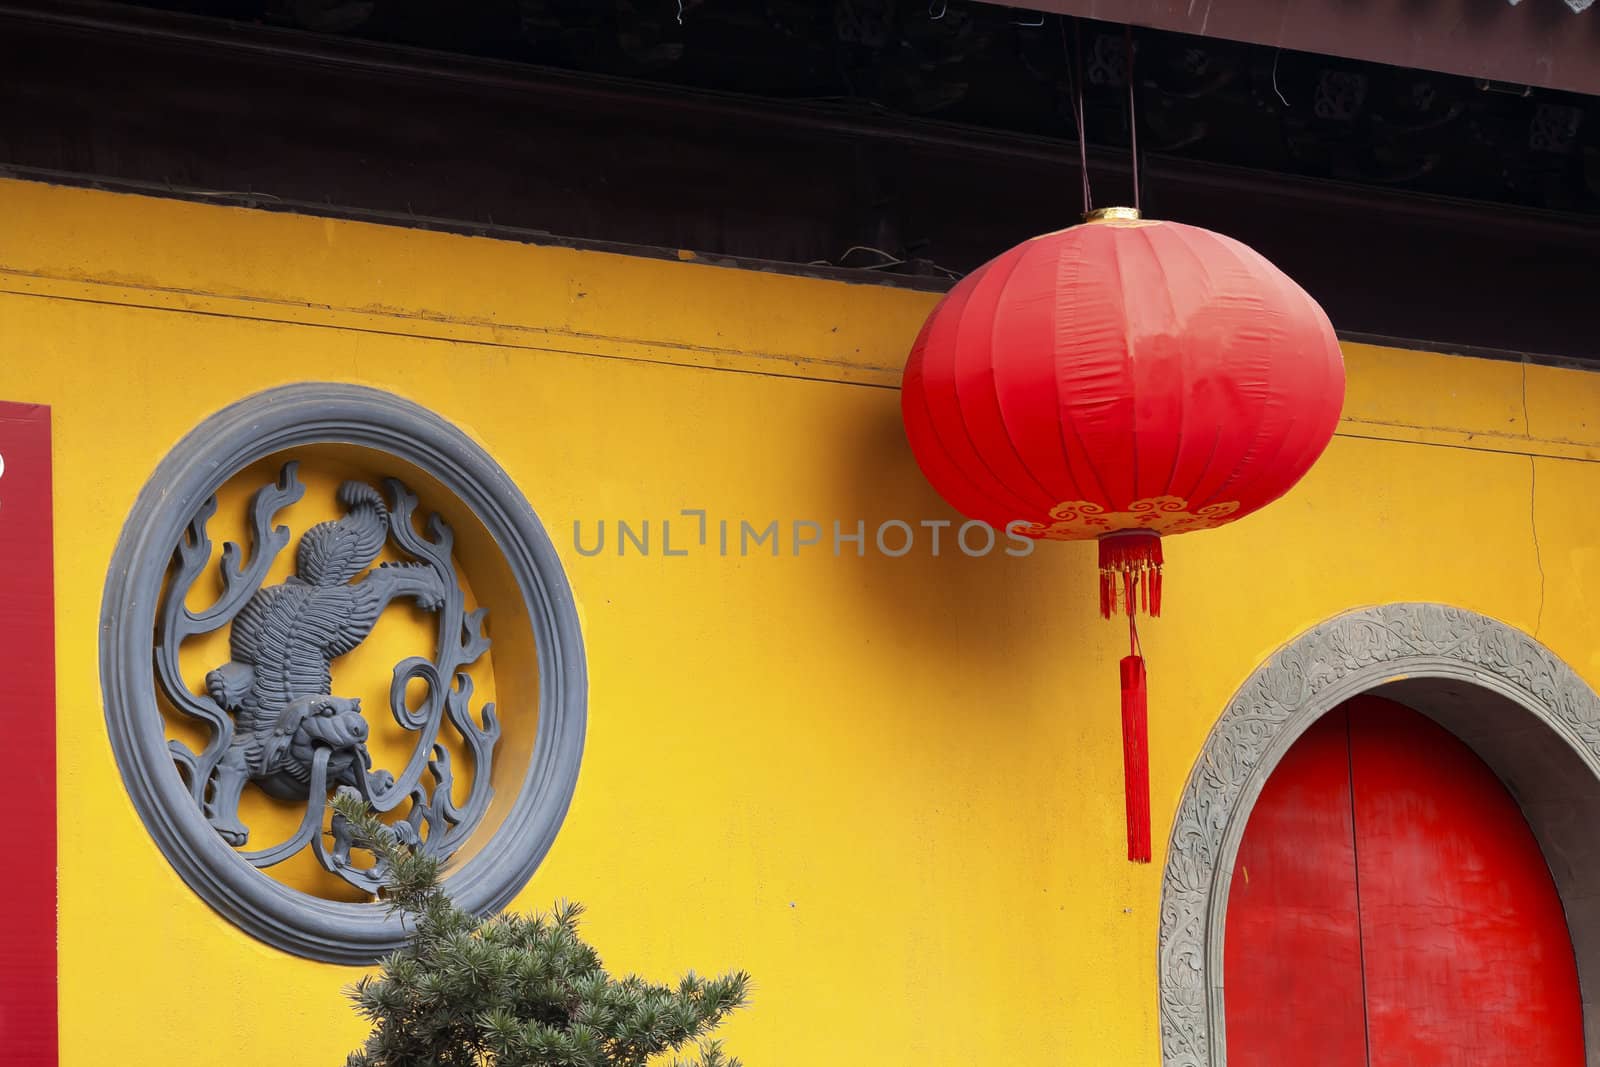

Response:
(1225, 696), (1584, 1067)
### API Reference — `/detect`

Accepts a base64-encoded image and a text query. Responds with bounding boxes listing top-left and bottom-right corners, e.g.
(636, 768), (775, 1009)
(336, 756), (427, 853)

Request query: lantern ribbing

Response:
(901, 208), (1345, 865)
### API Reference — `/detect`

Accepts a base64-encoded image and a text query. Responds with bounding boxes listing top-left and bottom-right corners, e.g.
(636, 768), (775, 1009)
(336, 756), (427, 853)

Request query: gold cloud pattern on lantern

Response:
(1017, 496), (1243, 540)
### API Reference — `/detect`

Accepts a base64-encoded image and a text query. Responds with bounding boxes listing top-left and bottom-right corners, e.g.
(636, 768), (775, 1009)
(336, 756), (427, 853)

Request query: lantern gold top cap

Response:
(1083, 206), (1142, 223)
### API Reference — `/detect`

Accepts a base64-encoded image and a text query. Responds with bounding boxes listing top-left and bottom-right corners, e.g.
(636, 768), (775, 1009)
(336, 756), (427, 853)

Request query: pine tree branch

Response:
(331, 795), (750, 1067)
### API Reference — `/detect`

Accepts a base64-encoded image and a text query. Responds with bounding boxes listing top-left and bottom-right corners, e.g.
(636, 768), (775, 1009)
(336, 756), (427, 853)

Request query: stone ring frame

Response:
(1160, 603), (1600, 1066)
(102, 382), (587, 964)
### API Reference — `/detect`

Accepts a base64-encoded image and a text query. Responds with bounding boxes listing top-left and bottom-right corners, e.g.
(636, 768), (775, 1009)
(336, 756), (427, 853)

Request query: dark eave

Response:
(992, 0), (1600, 96)
(2, 0), (1598, 364)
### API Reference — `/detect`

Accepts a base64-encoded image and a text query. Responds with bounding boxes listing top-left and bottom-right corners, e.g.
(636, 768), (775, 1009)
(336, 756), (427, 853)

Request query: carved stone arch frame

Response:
(1159, 603), (1600, 1066)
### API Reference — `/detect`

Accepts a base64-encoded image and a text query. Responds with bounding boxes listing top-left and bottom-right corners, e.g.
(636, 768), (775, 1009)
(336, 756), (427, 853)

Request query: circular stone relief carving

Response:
(102, 383), (586, 963)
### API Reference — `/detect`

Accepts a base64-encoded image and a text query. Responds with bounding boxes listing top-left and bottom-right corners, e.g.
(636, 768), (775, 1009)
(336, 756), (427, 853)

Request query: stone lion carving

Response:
(157, 463), (500, 892)
(201, 482), (445, 845)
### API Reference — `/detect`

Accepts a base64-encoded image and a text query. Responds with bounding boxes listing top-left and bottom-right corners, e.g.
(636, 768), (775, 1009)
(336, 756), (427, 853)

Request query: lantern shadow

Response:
(834, 400), (1098, 684)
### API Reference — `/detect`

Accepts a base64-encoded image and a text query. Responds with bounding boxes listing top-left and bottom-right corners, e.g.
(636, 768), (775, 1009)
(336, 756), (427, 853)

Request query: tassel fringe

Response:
(1098, 531), (1163, 619)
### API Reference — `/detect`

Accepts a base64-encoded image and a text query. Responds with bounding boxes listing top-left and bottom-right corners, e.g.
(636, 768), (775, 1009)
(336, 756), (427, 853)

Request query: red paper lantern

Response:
(901, 207), (1345, 862)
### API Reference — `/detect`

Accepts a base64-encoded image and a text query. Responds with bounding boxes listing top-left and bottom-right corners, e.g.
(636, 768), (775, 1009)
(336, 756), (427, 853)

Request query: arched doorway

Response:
(1223, 695), (1584, 1065)
(1158, 605), (1600, 1067)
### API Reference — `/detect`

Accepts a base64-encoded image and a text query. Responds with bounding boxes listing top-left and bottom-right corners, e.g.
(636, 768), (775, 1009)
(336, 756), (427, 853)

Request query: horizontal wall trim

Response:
(0, 164), (952, 297)
(5, 264), (1598, 466)
(7, 166), (1595, 375)
(1335, 424), (1600, 465)
(0, 269), (906, 389)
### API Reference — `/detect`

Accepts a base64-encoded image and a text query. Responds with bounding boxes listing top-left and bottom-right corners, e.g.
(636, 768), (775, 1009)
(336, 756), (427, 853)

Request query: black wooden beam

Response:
(2, 0), (1598, 361)
(980, 0), (1600, 96)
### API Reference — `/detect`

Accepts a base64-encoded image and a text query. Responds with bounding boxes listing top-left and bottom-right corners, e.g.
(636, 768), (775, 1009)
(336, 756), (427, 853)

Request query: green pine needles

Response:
(332, 793), (751, 1067)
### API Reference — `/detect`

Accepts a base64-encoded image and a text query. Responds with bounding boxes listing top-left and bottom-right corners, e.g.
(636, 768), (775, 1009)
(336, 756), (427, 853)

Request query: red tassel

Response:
(1098, 531), (1163, 619)
(1101, 531), (1159, 861)
(1120, 654), (1152, 863)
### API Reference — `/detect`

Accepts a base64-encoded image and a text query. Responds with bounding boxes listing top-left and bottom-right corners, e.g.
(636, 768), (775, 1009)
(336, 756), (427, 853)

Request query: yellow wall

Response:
(3, 177), (1599, 1065)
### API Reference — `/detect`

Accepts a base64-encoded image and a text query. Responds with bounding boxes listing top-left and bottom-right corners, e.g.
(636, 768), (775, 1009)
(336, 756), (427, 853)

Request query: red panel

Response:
(1224, 710), (1368, 1067)
(0, 402), (55, 1065)
(1349, 697), (1584, 1067)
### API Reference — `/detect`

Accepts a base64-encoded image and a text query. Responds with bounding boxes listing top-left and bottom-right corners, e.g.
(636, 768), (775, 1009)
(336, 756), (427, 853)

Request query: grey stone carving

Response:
(103, 384), (586, 963)
(1159, 603), (1600, 1066)
(159, 464), (501, 893)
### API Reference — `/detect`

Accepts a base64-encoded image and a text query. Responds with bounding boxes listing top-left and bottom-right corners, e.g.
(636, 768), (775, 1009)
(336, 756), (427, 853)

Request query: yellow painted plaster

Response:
(2, 178), (1598, 1065)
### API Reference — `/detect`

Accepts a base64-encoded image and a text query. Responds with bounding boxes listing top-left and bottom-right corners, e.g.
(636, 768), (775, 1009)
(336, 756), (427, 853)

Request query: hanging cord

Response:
(1125, 24), (1140, 213)
(1060, 17), (1093, 215)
